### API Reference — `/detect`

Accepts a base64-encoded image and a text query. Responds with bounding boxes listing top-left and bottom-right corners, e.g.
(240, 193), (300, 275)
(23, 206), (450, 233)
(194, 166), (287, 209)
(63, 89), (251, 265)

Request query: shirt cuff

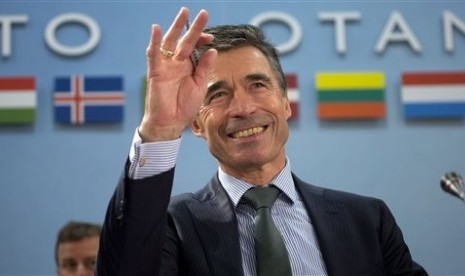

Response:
(128, 128), (181, 179)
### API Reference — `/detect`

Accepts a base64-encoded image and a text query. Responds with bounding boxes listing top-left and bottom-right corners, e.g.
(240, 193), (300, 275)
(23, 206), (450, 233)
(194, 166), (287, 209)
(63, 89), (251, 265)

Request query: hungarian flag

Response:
(401, 71), (465, 118)
(54, 75), (124, 125)
(0, 76), (36, 124)
(316, 72), (385, 120)
(286, 73), (299, 120)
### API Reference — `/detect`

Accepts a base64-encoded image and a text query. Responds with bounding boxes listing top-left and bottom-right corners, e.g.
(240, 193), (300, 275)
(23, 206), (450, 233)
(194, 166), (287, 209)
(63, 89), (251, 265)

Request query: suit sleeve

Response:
(96, 159), (175, 276)
(378, 201), (428, 275)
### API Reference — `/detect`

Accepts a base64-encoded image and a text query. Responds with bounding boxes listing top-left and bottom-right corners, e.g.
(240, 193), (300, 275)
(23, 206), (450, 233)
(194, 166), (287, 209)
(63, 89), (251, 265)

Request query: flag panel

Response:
(286, 73), (299, 120)
(0, 76), (36, 124)
(315, 72), (385, 120)
(401, 71), (465, 119)
(53, 75), (124, 125)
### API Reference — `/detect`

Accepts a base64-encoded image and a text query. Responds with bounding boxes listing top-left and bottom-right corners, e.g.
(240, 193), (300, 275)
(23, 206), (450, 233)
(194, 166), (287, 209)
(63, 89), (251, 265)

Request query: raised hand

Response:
(139, 7), (217, 142)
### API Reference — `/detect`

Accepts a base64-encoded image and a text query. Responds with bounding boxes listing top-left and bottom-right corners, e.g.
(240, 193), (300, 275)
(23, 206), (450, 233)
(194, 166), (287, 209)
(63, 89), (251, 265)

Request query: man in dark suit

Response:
(97, 7), (427, 276)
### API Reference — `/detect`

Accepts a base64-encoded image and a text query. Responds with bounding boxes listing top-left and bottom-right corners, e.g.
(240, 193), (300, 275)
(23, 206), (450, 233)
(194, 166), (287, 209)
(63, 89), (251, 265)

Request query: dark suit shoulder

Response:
(168, 174), (221, 210)
(323, 185), (384, 206)
(293, 174), (427, 275)
(293, 174), (389, 228)
(168, 192), (198, 211)
(167, 191), (210, 218)
(294, 174), (384, 206)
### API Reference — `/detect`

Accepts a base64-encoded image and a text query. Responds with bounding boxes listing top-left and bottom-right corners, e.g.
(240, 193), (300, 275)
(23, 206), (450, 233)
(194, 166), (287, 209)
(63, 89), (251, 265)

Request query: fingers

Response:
(194, 48), (217, 83)
(196, 33), (215, 49)
(146, 7), (213, 78)
(161, 7), (189, 52)
(176, 9), (209, 61)
(159, 7), (210, 62)
(146, 24), (162, 78)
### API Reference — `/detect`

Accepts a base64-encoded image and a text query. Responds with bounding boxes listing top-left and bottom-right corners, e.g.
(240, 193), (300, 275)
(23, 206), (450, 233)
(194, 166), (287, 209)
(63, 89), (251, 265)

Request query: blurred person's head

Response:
(55, 221), (101, 276)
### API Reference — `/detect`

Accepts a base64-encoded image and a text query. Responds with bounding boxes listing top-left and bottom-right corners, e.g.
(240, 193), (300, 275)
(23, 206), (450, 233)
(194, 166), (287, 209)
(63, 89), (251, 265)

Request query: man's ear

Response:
(284, 96), (292, 120)
(189, 118), (206, 139)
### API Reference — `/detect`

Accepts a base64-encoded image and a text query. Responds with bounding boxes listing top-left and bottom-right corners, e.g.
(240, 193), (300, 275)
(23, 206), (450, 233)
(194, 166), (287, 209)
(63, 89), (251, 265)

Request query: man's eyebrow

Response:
(206, 73), (273, 98)
(61, 258), (76, 263)
(207, 80), (227, 96)
(245, 73), (273, 84)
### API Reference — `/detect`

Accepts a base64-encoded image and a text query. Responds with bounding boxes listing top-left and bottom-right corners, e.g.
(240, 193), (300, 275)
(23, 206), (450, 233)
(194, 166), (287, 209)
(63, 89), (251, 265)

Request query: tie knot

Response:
(243, 186), (280, 210)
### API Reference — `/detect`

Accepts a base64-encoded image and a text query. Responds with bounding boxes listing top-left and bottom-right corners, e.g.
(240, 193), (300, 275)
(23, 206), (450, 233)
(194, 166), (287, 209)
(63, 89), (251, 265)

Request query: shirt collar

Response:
(219, 157), (297, 207)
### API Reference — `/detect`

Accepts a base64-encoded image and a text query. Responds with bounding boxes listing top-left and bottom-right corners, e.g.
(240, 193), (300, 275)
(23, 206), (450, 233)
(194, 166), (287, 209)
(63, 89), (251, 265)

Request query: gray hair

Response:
(200, 24), (287, 94)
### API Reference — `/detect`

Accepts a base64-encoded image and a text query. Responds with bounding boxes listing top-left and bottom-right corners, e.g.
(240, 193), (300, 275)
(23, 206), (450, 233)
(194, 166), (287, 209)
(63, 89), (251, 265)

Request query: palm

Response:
(139, 8), (216, 141)
(146, 59), (206, 130)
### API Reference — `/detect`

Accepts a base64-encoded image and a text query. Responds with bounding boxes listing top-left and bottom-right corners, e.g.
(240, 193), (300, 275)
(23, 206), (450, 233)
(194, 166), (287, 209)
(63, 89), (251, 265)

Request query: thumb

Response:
(193, 48), (218, 86)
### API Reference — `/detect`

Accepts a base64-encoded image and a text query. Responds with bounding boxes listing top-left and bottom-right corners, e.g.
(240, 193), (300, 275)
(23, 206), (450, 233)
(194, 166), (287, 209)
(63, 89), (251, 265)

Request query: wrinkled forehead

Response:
(207, 46), (277, 87)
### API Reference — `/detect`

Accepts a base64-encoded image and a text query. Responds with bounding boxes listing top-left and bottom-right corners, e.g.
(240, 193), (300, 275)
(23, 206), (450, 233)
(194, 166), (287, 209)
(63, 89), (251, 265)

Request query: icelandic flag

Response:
(401, 71), (465, 119)
(54, 75), (124, 124)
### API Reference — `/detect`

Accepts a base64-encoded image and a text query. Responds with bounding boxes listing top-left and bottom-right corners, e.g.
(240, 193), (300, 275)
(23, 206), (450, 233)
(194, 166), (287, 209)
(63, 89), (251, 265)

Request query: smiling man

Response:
(191, 46), (291, 183)
(97, 7), (427, 276)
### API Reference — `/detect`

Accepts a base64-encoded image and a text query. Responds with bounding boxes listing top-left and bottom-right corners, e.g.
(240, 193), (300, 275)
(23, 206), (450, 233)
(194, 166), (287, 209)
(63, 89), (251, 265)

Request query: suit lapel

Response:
(186, 176), (244, 276)
(294, 175), (357, 275)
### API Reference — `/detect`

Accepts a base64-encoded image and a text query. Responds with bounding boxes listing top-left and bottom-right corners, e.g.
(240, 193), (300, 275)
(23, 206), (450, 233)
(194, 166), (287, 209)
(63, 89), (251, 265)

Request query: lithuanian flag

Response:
(316, 72), (385, 120)
(0, 77), (36, 124)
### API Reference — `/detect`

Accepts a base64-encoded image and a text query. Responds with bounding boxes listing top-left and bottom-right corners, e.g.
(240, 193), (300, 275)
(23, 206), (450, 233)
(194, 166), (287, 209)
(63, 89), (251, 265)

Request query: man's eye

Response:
(208, 91), (227, 102)
(83, 258), (97, 270)
(61, 261), (78, 270)
(251, 82), (266, 89)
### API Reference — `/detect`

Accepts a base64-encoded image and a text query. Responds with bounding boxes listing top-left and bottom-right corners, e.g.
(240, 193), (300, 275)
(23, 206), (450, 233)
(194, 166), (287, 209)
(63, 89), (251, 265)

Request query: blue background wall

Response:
(1, 1), (465, 274)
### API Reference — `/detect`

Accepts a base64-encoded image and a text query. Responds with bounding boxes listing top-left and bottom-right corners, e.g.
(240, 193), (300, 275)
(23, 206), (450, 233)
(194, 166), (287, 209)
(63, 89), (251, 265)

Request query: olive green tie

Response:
(243, 186), (292, 276)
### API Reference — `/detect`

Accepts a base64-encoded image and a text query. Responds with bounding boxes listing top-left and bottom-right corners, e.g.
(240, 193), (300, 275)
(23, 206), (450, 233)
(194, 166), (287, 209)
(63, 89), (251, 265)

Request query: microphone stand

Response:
(440, 172), (465, 205)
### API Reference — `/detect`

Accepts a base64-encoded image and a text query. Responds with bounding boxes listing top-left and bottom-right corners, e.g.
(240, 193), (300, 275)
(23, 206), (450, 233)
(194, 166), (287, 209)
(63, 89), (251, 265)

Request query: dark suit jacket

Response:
(97, 163), (427, 276)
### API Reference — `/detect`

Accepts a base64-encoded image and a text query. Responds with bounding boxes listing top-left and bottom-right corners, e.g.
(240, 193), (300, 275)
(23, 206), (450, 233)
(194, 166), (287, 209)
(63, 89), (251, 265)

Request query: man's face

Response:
(191, 46), (291, 177)
(56, 236), (99, 276)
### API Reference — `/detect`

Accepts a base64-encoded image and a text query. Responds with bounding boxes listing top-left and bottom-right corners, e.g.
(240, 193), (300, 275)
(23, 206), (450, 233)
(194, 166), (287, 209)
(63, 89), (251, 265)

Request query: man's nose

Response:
(75, 263), (93, 276)
(229, 88), (256, 116)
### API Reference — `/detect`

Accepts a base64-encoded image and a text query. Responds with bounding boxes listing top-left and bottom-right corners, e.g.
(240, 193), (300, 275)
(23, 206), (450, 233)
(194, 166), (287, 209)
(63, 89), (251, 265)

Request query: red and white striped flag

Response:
(401, 71), (465, 118)
(286, 73), (299, 120)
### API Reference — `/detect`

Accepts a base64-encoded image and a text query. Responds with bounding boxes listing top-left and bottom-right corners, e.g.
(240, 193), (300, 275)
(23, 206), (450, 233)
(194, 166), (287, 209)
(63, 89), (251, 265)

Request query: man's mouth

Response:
(230, 126), (266, 138)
